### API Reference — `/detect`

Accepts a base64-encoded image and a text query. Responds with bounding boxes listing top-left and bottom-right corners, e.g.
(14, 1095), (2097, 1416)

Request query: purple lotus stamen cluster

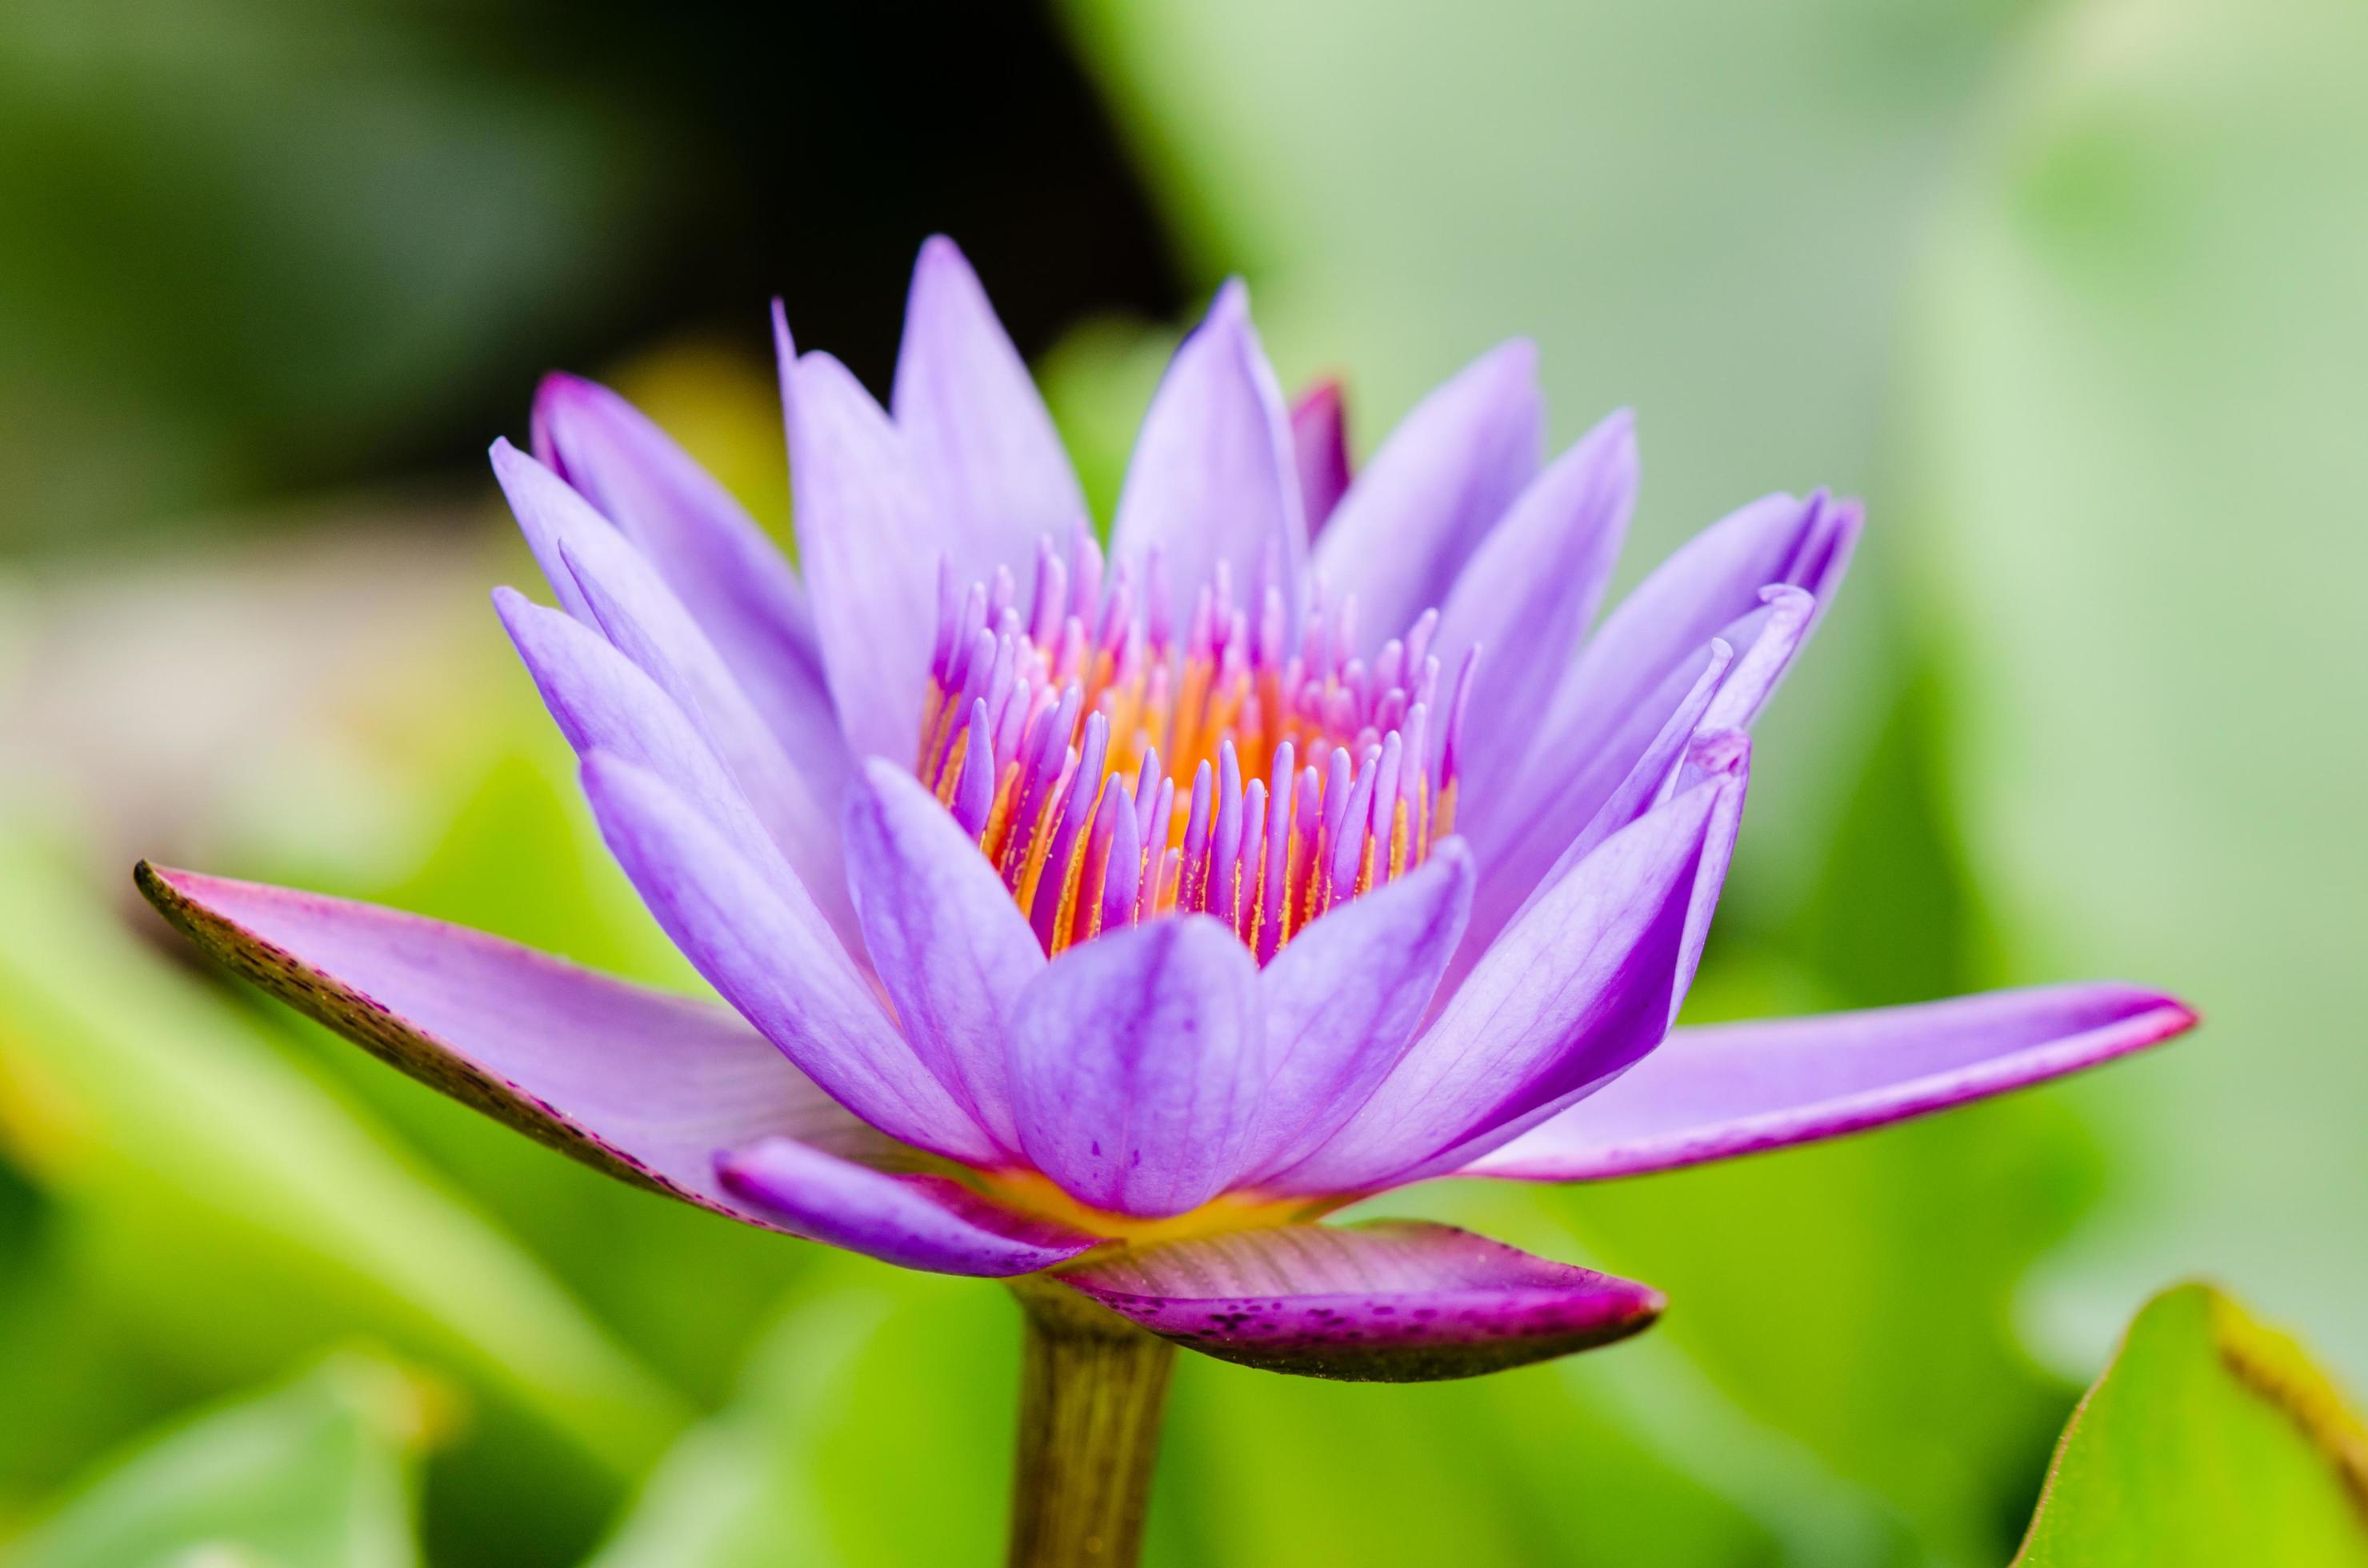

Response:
(919, 526), (1471, 962)
(135, 234), (2195, 1382)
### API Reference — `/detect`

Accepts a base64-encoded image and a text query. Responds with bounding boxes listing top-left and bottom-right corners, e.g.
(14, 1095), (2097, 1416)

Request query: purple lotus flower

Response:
(138, 238), (2194, 1385)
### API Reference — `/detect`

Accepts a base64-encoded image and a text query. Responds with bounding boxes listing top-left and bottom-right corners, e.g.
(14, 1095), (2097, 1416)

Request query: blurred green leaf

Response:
(1550, 1096), (2094, 1562)
(2013, 1282), (2368, 1566)
(0, 828), (683, 1485)
(1511, 694), (2094, 1561)
(583, 1256), (1014, 1566)
(0, 0), (659, 552)
(1154, 1330), (1832, 1567)
(1037, 315), (1180, 528)
(586, 1286), (890, 1568)
(1899, 0), (2368, 1378)
(5, 1351), (433, 1568)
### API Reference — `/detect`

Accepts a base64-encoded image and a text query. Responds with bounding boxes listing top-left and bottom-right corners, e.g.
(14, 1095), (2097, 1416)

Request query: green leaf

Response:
(5, 1352), (435, 1568)
(0, 828), (683, 1482)
(2014, 1283), (2368, 1566)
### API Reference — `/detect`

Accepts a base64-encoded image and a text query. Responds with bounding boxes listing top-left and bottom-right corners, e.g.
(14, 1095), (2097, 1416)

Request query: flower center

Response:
(916, 530), (1472, 963)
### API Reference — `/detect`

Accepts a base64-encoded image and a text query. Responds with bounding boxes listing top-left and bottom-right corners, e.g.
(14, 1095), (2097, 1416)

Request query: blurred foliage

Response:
(0, 0), (657, 552)
(1897, 0), (2368, 1378)
(6, 1352), (438, 1568)
(2012, 1284), (2368, 1566)
(0, 0), (2361, 1562)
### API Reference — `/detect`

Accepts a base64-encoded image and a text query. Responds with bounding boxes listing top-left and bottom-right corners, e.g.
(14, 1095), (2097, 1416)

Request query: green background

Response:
(2, 0), (2361, 1562)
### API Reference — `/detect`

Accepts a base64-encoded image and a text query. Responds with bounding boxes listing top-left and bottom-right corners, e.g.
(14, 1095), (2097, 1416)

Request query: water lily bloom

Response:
(138, 238), (2195, 1388)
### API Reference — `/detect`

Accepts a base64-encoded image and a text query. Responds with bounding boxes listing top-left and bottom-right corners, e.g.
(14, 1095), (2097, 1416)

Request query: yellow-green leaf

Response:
(2014, 1283), (2368, 1566)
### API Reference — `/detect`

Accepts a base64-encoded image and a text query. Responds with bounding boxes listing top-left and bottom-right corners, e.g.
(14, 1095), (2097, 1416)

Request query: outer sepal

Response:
(1054, 1220), (1662, 1381)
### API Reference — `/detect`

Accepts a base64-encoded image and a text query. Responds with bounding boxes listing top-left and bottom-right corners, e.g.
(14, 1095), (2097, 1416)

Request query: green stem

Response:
(1005, 1279), (1178, 1568)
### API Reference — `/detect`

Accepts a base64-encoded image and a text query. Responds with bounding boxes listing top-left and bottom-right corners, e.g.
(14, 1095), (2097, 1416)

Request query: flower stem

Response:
(1006, 1278), (1177, 1568)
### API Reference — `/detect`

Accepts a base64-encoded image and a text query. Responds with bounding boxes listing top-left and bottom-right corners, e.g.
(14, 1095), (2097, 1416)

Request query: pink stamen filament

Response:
(918, 531), (1469, 962)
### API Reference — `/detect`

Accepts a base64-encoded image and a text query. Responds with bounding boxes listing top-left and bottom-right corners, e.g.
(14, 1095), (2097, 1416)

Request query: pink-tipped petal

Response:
(529, 372), (844, 794)
(581, 750), (997, 1164)
(1058, 1220), (1662, 1381)
(132, 865), (886, 1220)
(1289, 378), (1352, 533)
(1006, 916), (1265, 1218)
(1463, 984), (2198, 1182)
(892, 236), (1088, 580)
(1312, 341), (1544, 646)
(718, 1136), (1096, 1276)
(1111, 281), (1307, 632)
(842, 761), (1046, 1154)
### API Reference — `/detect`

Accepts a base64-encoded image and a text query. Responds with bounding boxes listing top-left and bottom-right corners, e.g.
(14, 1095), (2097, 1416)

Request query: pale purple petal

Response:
(581, 750), (997, 1163)
(1462, 490), (1854, 943)
(1058, 1220), (1662, 1380)
(495, 588), (780, 871)
(1277, 766), (1746, 1195)
(891, 236), (1087, 582)
(1451, 638), (1729, 988)
(529, 372), (845, 796)
(1289, 378), (1351, 534)
(1006, 916), (1263, 1217)
(842, 760), (1045, 1154)
(1312, 341), (1543, 643)
(1239, 842), (1474, 1182)
(718, 1136), (1096, 1276)
(490, 441), (854, 947)
(1497, 490), (1858, 833)
(1110, 281), (1307, 627)
(132, 864), (888, 1221)
(1434, 409), (1637, 798)
(785, 346), (940, 767)
(1462, 984), (2198, 1182)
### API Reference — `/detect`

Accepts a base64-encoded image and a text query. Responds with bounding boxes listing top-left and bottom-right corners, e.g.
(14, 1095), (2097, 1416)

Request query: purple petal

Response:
(891, 236), (1087, 582)
(1277, 764), (1746, 1195)
(132, 864), (889, 1222)
(1058, 1220), (1662, 1380)
(495, 589), (781, 872)
(1289, 378), (1352, 534)
(1239, 842), (1475, 1182)
(1006, 916), (1264, 1218)
(1462, 492), (1854, 944)
(1312, 342), (1543, 643)
(528, 373), (844, 796)
(785, 347), (940, 768)
(1434, 409), (1637, 800)
(581, 750), (997, 1163)
(1495, 490), (1858, 834)
(718, 1136), (1095, 1276)
(842, 760), (1046, 1154)
(1462, 984), (2198, 1182)
(1110, 281), (1307, 627)
(490, 442), (854, 947)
